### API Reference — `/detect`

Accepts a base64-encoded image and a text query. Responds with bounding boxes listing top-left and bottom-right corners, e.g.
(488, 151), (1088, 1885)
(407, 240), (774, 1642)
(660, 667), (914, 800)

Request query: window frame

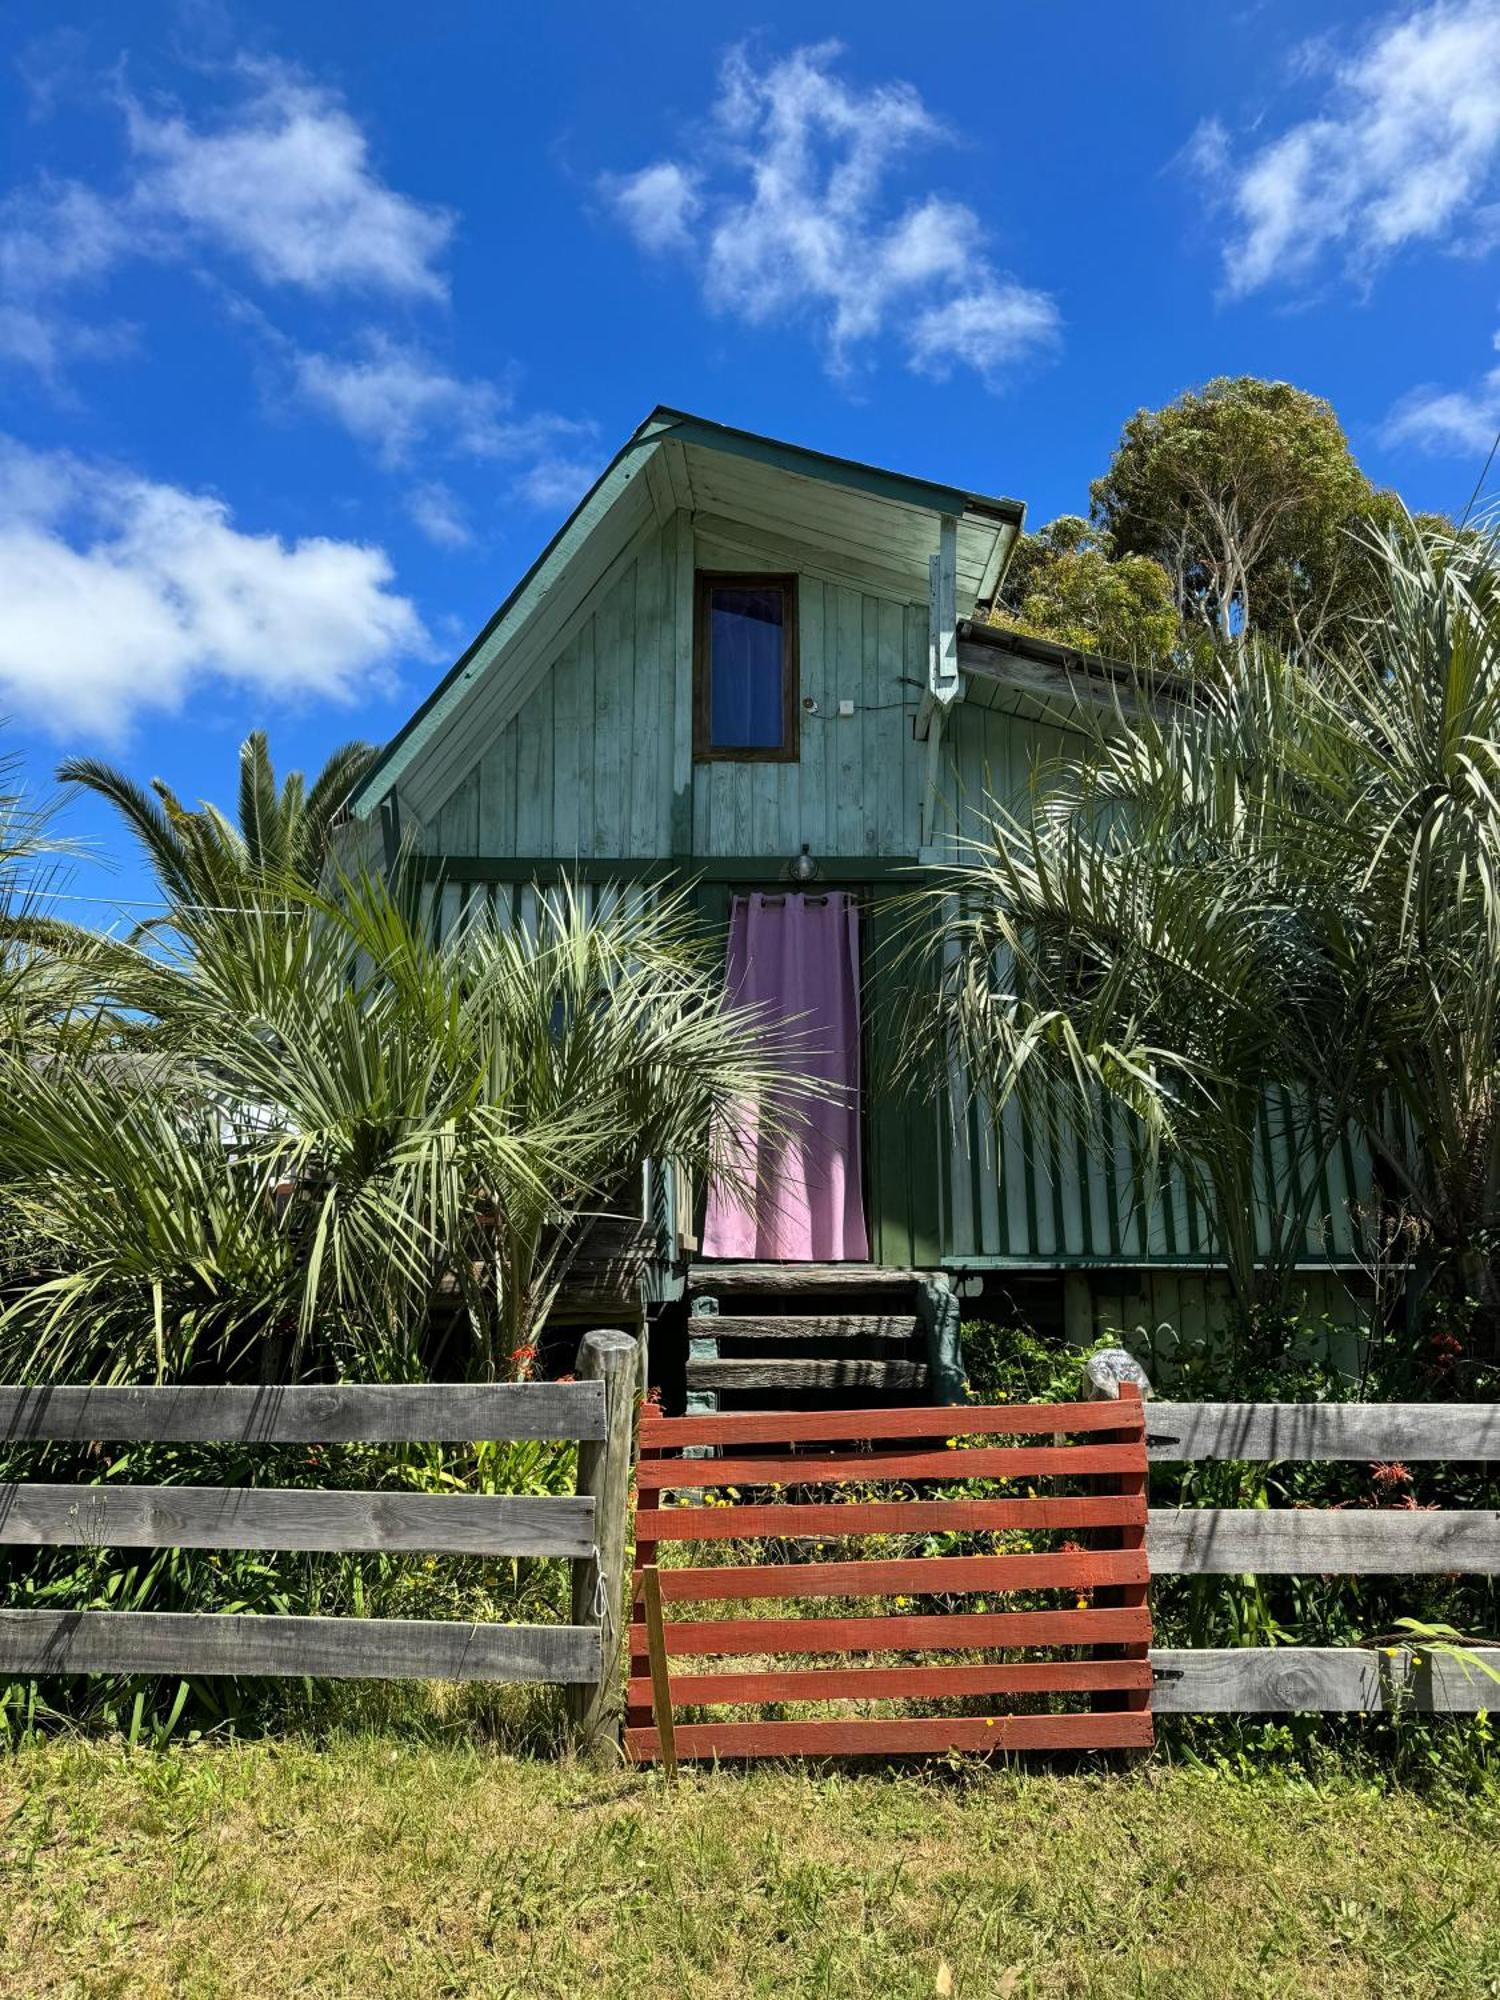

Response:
(692, 570), (800, 764)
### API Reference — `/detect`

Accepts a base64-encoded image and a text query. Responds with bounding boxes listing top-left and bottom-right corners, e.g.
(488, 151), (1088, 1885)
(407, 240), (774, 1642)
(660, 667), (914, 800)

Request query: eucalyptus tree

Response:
(0, 869), (794, 1384)
(912, 517), (1500, 1348)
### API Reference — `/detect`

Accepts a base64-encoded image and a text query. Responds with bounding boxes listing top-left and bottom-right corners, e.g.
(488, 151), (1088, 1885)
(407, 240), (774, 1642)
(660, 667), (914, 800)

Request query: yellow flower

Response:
(1075, 1595), (1089, 1610)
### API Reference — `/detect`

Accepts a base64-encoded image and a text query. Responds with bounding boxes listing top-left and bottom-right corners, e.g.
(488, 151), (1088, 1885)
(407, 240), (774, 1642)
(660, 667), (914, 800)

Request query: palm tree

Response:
(0, 866), (797, 1384)
(909, 516), (1500, 1351)
(58, 731), (377, 909)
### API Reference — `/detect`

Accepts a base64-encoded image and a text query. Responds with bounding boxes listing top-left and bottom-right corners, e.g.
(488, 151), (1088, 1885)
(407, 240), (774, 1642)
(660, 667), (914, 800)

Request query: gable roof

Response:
(348, 405), (1024, 820)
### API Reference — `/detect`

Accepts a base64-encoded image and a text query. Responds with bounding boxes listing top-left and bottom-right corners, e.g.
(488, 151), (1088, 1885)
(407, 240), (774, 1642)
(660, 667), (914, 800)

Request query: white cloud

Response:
(598, 41), (1057, 382)
(0, 62), (452, 374)
(515, 454), (600, 510)
(908, 278), (1061, 381)
(603, 161), (701, 252)
(1384, 332), (1500, 452)
(1192, 0), (1500, 296)
(290, 331), (596, 502)
(122, 65), (452, 298)
(405, 481), (471, 549)
(0, 437), (427, 739)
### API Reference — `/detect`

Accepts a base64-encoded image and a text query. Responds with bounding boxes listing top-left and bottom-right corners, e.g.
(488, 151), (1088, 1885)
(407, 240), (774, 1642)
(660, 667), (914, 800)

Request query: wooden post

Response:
(567, 1328), (640, 1753)
(1082, 1359), (1152, 1724)
(640, 1563), (678, 1779)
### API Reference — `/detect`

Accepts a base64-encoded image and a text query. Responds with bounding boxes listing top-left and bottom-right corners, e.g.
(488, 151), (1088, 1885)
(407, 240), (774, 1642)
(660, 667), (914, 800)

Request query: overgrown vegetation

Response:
(923, 515), (1500, 1355)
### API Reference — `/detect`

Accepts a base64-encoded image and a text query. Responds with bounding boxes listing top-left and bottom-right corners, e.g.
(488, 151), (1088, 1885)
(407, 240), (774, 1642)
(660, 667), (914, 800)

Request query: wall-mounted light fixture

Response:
(789, 842), (819, 884)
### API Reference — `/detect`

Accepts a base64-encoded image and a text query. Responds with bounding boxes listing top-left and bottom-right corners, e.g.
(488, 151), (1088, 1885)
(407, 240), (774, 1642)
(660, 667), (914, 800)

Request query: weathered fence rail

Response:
(1138, 1396), (1500, 1714)
(0, 1329), (641, 1748)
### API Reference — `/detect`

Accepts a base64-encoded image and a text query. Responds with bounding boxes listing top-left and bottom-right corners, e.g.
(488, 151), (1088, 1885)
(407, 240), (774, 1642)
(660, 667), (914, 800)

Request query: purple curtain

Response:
(702, 891), (870, 1262)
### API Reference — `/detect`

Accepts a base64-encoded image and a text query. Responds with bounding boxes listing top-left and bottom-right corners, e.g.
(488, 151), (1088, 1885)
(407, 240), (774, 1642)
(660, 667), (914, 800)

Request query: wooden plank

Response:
(1147, 1401), (1500, 1463)
(686, 1263), (925, 1295)
(692, 1264), (928, 1296)
(685, 1358), (930, 1393)
(637, 1495), (1146, 1544)
(703, 1314), (920, 1343)
(628, 1606), (1154, 1659)
(1147, 1507), (1500, 1574)
(635, 1443), (1147, 1490)
(639, 1401), (1143, 1448)
(628, 1659), (1154, 1707)
(640, 1564), (678, 1779)
(0, 1610), (600, 1683)
(566, 1330), (641, 1749)
(0, 1485), (593, 1557)
(626, 1710), (1155, 1760)
(1150, 1645), (1500, 1714)
(644, 1549), (1148, 1603)
(0, 1382), (606, 1444)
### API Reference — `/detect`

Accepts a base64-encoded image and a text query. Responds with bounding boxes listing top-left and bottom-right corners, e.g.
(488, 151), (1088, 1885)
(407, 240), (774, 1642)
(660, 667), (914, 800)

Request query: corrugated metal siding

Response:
(941, 1082), (1374, 1264)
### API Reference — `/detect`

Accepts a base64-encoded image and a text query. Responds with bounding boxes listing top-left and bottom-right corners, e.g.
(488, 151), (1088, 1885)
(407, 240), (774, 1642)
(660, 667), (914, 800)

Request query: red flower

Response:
(511, 1344), (538, 1363)
(1371, 1461), (1412, 1490)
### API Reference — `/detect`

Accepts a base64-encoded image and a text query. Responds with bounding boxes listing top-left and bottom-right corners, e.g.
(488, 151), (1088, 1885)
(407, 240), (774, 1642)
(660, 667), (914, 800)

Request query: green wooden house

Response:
(346, 408), (1371, 1404)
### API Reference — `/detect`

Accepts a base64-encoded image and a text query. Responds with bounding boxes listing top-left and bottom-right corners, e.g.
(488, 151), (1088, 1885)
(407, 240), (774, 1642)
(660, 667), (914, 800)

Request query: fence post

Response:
(567, 1327), (640, 1754)
(1082, 1352), (1153, 1725)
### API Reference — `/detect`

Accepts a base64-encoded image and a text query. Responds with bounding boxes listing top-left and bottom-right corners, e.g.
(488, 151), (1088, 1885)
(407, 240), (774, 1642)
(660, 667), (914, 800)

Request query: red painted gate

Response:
(628, 1388), (1152, 1762)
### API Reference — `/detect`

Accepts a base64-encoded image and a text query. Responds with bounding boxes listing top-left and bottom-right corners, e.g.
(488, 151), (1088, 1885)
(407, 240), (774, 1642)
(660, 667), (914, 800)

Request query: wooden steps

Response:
(683, 1265), (937, 1414)
(685, 1355), (930, 1395)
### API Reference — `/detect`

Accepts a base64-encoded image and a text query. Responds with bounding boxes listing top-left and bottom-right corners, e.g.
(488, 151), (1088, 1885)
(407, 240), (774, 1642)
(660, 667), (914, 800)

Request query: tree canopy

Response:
(990, 377), (1426, 667)
(989, 515), (1180, 666)
(1089, 375), (1402, 652)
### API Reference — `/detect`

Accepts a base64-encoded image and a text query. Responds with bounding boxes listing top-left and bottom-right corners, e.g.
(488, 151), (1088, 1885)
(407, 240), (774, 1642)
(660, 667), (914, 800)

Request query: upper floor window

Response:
(694, 572), (799, 762)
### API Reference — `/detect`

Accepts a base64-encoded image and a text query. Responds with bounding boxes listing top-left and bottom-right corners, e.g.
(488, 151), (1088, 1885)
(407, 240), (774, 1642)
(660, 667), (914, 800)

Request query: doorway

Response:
(701, 890), (870, 1262)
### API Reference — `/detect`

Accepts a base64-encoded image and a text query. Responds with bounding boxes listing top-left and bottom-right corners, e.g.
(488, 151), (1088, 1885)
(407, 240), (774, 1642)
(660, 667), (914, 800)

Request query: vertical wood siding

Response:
(428, 521), (679, 860)
(427, 515), (929, 861)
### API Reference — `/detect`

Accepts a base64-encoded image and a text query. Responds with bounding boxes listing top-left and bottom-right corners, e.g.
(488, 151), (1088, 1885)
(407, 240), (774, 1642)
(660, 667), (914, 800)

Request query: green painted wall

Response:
(427, 512), (929, 864)
(419, 515), (1373, 1278)
(690, 582), (928, 860)
(431, 520), (679, 861)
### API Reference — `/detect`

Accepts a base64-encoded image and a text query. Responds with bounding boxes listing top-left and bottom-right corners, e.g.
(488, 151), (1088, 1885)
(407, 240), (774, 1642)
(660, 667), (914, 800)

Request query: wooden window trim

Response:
(693, 571), (800, 764)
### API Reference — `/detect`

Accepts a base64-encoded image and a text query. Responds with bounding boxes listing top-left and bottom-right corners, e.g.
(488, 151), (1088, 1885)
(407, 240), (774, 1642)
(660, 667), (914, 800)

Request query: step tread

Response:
(695, 1314), (921, 1344)
(688, 1263), (930, 1296)
(686, 1357), (932, 1392)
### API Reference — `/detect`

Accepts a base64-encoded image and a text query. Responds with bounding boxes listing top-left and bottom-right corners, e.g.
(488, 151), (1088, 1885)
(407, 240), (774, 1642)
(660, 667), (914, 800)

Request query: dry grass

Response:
(2, 1738), (1497, 1998)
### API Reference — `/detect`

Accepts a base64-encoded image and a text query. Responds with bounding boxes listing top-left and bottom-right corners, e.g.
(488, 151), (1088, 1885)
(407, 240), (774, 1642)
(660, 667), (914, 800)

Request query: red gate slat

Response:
(626, 1604), (1154, 1660)
(639, 1402), (1143, 1449)
(642, 1548), (1147, 1603)
(638, 1494), (1145, 1544)
(634, 1442), (1144, 1489)
(625, 1711), (1155, 1761)
(627, 1658), (1153, 1706)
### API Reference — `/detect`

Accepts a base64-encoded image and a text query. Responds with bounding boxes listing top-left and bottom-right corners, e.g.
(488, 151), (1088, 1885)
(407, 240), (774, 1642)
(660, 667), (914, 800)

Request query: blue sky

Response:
(5, 0), (1500, 917)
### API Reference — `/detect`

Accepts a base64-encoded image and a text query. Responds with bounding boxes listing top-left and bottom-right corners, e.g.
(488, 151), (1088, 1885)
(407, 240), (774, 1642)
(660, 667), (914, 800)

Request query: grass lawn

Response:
(1, 1739), (1497, 1999)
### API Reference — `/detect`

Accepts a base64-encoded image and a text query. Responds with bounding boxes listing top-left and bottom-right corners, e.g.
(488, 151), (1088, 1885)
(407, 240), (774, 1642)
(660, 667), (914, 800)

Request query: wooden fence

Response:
(1142, 1399), (1500, 1712)
(0, 1330), (640, 1747)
